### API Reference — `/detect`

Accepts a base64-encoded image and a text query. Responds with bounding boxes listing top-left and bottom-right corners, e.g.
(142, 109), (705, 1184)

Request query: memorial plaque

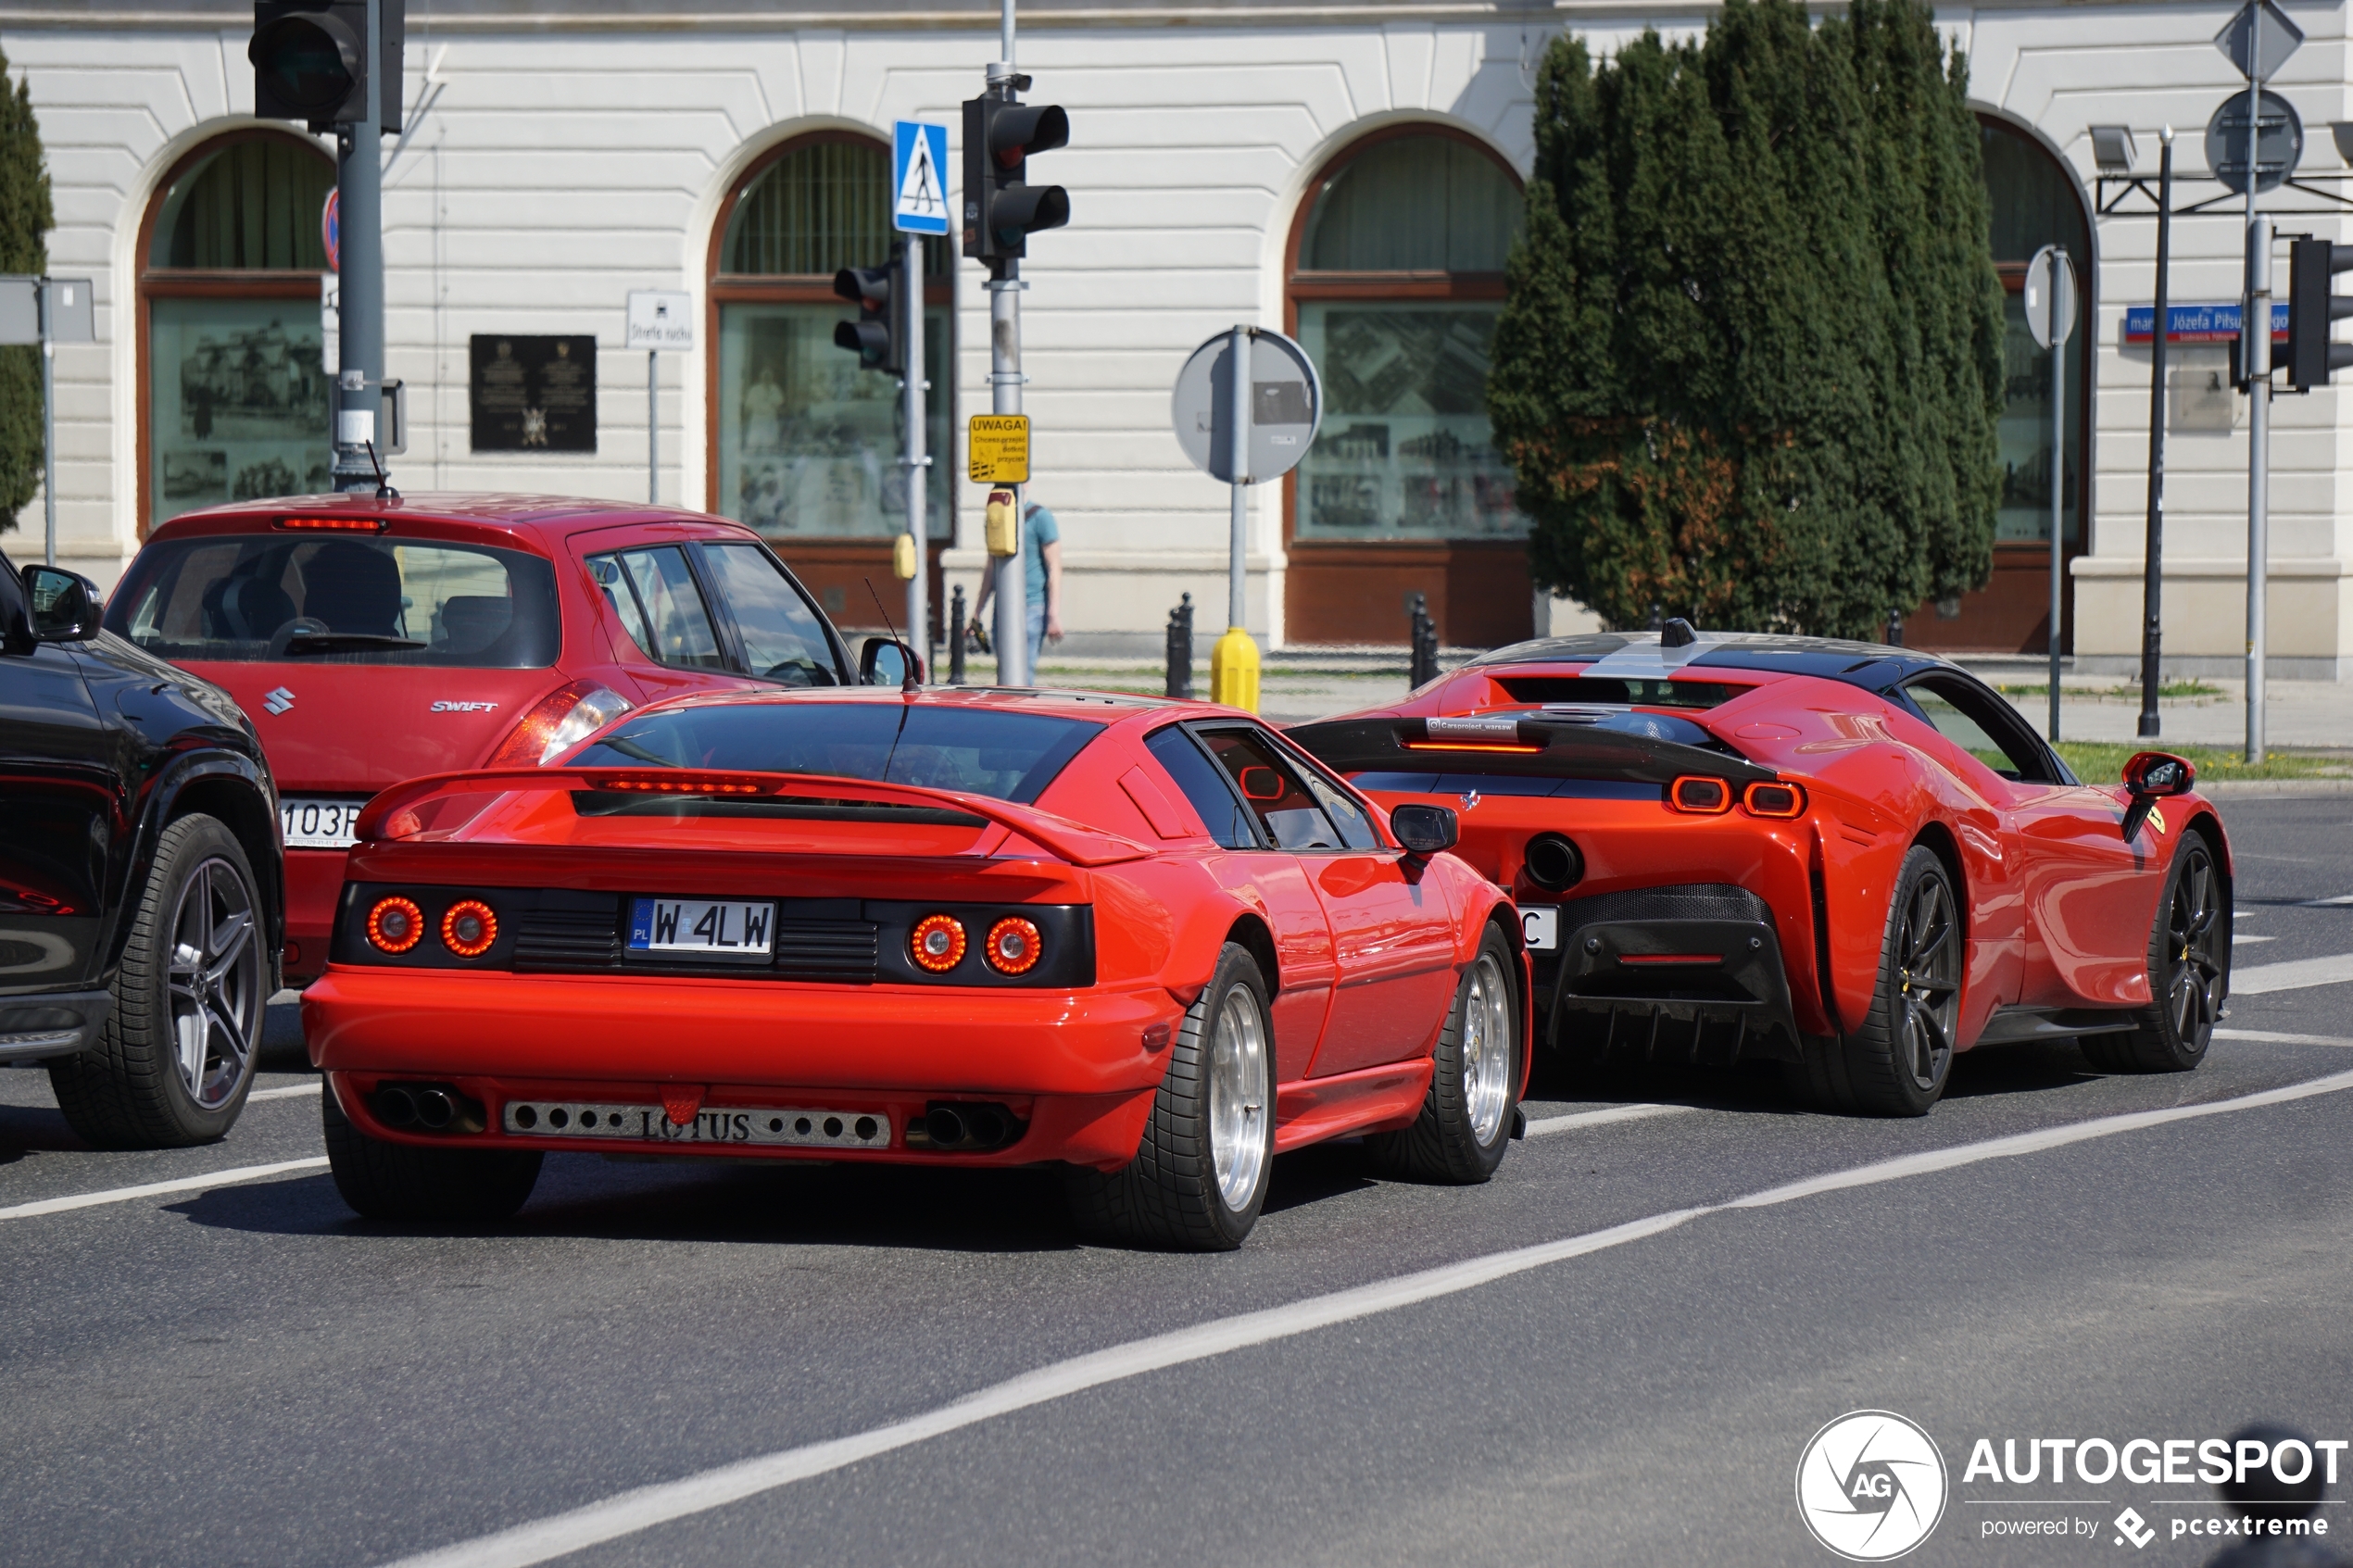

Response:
(470, 334), (598, 453)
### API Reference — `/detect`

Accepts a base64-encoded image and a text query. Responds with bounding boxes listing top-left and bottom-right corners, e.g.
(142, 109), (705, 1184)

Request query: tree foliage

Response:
(0, 49), (50, 533)
(1488, 0), (2004, 637)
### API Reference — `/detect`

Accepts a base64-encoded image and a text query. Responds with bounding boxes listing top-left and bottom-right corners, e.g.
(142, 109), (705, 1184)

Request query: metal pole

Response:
(1227, 324), (1249, 633)
(2244, 16), (2266, 759)
(332, 0), (387, 494)
(903, 237), (927, 676)
(38, 279), (55, 566)
(2048, 245), (2068, 742)
(986, 28), (1027, 686)
(2139, 128), (2175, 739)
(647, 348), (659, 504)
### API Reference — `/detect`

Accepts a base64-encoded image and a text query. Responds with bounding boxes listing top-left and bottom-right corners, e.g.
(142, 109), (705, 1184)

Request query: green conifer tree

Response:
(1489, 0), (2002, 637)
(0, 49), (51, 533)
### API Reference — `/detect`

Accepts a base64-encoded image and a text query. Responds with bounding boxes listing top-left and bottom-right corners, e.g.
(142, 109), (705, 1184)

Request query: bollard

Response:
(1408, 592), (1440, 691)
(1886, 608), (1906, 647)
(948, 583), (968, 685)
(1166, 592), (1195, 699)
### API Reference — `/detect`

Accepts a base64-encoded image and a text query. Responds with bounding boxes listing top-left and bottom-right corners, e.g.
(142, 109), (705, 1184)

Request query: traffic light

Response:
(832, 248), (902, 375)
(2286, 238), (2353, 389)
(249, 0), (403, 133)
(962, 93), (1069, 262)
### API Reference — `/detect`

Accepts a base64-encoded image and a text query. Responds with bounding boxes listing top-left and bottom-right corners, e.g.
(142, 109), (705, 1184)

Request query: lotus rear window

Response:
(566, 703), (1102, 805)
(107, 534), (560, 668)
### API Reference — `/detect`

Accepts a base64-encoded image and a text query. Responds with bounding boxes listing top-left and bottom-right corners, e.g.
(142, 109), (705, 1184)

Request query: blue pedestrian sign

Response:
(893, 120), (950, 236)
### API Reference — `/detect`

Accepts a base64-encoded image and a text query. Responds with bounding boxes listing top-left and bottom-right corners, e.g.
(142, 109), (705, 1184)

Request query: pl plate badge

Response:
(1795, 1410), (1947, 1561)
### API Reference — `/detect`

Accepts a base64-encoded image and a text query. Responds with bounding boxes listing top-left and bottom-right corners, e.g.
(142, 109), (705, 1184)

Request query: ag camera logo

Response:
(1796, 1410), (1948, 1561)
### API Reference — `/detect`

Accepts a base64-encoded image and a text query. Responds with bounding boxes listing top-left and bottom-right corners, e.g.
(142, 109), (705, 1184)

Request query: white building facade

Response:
(7, 0), (2350, 671)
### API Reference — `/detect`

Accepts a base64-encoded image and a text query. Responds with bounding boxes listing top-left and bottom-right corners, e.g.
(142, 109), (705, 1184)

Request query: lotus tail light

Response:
(911, 914), (966, 972)
(485, 681), (634, 768)
(1743, 781), (1806, 819)
(440, 899), (497, 957)
(1667, 775), (1733, 814)
(985, 917), (1043, 976)
(366, 896), (424, 954)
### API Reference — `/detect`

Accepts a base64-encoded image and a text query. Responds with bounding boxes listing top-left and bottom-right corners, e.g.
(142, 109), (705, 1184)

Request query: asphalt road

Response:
(4, 795), (2351, 1568)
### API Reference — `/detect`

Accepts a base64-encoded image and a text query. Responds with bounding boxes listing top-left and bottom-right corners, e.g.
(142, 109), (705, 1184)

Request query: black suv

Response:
(1, 548), (282, 1148)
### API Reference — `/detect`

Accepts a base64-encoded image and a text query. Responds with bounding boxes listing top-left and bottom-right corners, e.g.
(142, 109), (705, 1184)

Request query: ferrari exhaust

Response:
(1523, 833), (1584, 892)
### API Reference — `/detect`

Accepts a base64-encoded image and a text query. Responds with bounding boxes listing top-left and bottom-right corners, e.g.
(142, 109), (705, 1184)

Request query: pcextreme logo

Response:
(1797, 1411), (1950, 1562)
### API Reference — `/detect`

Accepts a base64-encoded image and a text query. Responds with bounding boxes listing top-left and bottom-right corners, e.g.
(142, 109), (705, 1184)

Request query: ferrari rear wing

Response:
(1288, 714), (1780, 789)
(352, 768), (1153, 868)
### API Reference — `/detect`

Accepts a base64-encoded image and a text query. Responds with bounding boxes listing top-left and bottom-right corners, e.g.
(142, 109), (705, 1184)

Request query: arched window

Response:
(1284, 128), (1525, 646)
(137, 130), (335, 534)
(708, 133), (950, 556)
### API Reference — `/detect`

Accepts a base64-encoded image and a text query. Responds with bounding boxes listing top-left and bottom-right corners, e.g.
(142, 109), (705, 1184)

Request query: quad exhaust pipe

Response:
(920, 1101), (1020, 1152)
(371, 1081), (486, 1135)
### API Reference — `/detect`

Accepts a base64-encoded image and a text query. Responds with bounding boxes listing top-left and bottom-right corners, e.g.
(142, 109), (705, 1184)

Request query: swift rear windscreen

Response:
(566, 705), (1103, 804)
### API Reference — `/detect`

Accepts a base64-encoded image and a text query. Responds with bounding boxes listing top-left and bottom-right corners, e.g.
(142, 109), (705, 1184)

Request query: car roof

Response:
(619, 684), (1214, 725)
(143, 493), (756, 553)
(1466, 629), (1967, 695)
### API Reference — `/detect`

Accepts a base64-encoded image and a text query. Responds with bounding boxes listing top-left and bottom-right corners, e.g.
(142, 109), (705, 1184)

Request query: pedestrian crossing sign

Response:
(893, 120), (950, 236)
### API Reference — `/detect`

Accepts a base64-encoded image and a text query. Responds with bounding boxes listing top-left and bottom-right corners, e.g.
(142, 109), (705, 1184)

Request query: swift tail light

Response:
(590, 774), (767, 796)
(984, 916), (1043, 976)
(439, 899), (497, 957)
(366, 896), (424, 953)
(1667, 775), (1733, 814)
(911, 914), (967, 972)
(1742, 781), (1806, 819)
(275, 515), (387, 533)
(484, 681), (633, 768)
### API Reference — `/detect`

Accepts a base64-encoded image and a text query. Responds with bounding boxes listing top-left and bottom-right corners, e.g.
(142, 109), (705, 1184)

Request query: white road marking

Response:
(2233, 935), (2275, 946)
(0, 1158), (329, 1222)
(1522, 1103), (1693, 1137)
(248, 1081), (321, 1101)
(386, 1069), (2353, 1568)
(2216, 1028), (2353, 1047)
(2228, 952), (2353, 995)
(2298, 895), (2353, 907)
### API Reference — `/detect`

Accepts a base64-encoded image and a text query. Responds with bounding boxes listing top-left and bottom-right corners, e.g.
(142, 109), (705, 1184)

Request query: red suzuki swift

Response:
(104, 495), (882, 985)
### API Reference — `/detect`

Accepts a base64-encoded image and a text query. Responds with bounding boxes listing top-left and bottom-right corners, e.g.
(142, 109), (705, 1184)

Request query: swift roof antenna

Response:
(864, 576), (920, 693)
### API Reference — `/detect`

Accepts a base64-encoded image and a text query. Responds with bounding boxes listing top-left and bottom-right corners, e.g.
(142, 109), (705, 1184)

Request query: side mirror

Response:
(859, 636), (922, 687)
(2120, 750), (2194, 842)
(1390, 802), (1458, 857)
(23, 566), (101, 643)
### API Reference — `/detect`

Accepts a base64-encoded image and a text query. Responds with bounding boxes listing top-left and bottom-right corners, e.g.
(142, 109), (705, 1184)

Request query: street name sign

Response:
(969, 414), (1030, 483)
(1171, 328), (1321, 484)
(893, 120), (950, 236)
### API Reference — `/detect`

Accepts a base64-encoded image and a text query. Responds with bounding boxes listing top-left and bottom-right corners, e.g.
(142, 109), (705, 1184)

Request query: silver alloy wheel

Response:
(1207, 983), (1269, 1211)
(167, 857), (262, 1110)
(1460, 952), (1513, 1144)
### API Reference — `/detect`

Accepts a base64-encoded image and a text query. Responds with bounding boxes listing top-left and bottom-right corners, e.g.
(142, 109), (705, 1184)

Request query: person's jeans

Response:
(1026, 600), (1046, 666)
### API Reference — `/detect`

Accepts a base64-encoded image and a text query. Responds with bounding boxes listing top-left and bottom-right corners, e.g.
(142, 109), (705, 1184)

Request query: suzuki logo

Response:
(262, 686), (295, 716)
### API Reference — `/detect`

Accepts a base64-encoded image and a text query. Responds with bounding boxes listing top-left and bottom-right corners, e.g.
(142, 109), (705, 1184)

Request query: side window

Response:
(1144, 725), (1259, 850)
(1196, 727), (1345, 851)
(586, 546), (725, 671)
(698, 543), (840, 687)
(1904, 675), (2055, 784)
(1294, 766), (1381, 850)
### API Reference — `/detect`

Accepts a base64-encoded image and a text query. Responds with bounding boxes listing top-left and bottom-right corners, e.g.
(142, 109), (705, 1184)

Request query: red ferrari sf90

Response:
(1290, 623), (2230, 1117)
(303, 688), (1527, 1248)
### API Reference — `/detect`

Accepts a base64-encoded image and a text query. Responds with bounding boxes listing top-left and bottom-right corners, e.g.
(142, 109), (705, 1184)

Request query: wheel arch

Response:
(1224, 914), (1280, 997)
(1909, 819), (1969, 929)
(121, 753), (284, 989)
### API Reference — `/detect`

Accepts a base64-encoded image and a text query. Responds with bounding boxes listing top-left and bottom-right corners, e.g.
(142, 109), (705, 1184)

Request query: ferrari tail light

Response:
(1667, 775), (1733, 814)
(984, 916), (1043, 976)
(911, 914), (967, 972)
(366, 896), (424, 954)
(440, 899), (497, 957)
(1743, 781), (1807, 819)
(484, 681), (633, 768)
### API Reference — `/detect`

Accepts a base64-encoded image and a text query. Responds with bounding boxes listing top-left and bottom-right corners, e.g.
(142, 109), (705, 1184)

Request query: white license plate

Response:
(281, 797), (369, 849)
(628, 897), (774, 958)
(501, 1099), (891, 1148)
(1520, 906), (1559, 951)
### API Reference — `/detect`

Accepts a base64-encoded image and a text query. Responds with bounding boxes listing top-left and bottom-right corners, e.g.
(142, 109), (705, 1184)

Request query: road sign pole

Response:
(1211, 325), (1260, 711)
(647, 349), (658, 504)
(332, 0), (387, 495)
(2140, 128), (2175, 740)
(2243, 0), (2270, 763)
(38, 279), (55, 566)
(987, 43), (1029, 688)
(2049, 246), (2069, 742)
(903, 238), (927, 675)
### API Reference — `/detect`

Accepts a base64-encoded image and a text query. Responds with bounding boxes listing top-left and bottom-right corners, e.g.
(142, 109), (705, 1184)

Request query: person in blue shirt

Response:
(969, 498), (1062, 666)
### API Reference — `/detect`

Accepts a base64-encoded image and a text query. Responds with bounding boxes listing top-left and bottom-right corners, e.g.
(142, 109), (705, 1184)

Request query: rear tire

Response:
(1366, 923), (1521, 1184)
(2082, 832), (2226, 1074)
(322, 1084), (541, 1222)
(49, 814), (265, 1149)
(1793, 846), (1961, 1118)
(1065, 943), (1275, 1251)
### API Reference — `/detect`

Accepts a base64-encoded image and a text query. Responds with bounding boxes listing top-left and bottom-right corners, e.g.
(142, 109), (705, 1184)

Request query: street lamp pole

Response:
(2242, 5), (2271, 763)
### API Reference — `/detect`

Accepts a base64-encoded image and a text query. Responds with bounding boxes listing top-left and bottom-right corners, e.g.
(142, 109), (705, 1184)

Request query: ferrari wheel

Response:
(1065, 942), (1275, 1251)
(1367, 922), (1521, 1184)
(322, 1084), (541, 1223)
(2084, 832), (2226, 1073)
(1797, 846), (1961, 1117)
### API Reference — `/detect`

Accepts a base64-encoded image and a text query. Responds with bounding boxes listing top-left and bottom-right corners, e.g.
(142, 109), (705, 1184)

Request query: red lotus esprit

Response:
(1288, 624), (2231, 1117)
(302, 687), (1528, 1248)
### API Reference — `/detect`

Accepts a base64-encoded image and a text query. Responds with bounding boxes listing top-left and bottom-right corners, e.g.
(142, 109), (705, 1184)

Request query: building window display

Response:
(1982, 119), (2091, 550)
(139, 132), (334, 533)
(1290, 132), (1523, 544)
(710, 134), (950, 539)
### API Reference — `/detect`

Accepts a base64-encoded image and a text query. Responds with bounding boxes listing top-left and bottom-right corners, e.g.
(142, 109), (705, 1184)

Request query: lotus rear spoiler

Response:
(1287, 714), (1780, 789)
(353, 768), (1153, 868)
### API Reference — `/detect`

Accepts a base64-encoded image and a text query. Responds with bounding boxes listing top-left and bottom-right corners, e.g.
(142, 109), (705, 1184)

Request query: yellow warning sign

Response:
(968, 415), (1031, 484)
